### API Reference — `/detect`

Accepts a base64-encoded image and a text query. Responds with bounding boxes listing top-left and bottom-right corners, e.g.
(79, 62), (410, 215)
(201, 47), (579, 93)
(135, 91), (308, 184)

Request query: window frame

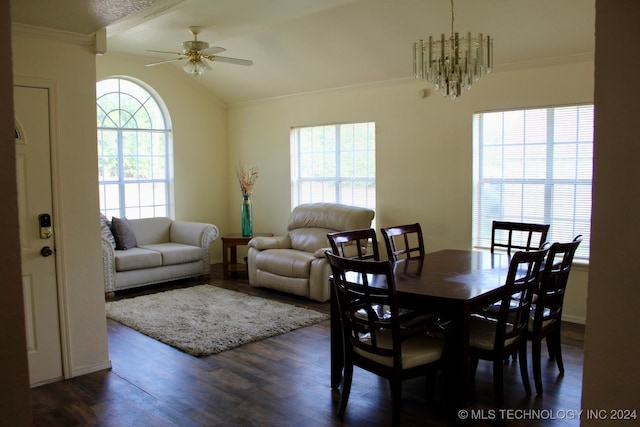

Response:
(472, 104), (593, 261)
(96, 76), (174, 220)
(290, 121), (376, 213)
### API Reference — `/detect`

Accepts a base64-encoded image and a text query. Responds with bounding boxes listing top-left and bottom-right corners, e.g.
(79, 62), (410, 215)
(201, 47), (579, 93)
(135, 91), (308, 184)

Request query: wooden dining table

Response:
(330, 249), (513, 408)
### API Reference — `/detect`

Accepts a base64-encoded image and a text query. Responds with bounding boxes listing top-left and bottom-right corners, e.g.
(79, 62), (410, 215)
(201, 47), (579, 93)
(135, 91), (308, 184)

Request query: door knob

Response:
(40, 246), (53, 257)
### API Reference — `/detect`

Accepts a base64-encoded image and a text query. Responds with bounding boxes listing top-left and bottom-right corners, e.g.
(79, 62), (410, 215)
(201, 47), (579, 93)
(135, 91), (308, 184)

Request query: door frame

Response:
(14, 76), (71, 381)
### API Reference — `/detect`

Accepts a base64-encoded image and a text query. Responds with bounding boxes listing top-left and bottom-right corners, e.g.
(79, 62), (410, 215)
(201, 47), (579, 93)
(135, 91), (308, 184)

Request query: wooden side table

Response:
(221, 233), (274, 278)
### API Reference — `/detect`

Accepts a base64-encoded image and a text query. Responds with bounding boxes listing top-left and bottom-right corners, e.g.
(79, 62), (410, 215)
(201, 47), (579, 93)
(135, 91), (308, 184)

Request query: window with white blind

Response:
(291, 122), (376, 212)
(472, 105), (593, 260)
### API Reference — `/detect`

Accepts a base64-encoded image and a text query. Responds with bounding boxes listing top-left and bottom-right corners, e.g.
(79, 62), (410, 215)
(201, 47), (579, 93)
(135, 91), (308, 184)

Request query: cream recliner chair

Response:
(247, 203), (375, 302)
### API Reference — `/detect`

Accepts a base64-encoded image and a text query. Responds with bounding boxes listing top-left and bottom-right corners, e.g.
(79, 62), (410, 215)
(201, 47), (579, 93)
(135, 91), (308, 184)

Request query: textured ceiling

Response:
(11, 0), (596, 105)
(10, 0), (164, 34)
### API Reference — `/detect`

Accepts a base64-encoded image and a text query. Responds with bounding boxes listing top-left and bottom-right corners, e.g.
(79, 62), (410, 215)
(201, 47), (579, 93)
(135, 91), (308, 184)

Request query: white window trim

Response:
(96, 76), (174, 219)
(290, 122), (376, 213)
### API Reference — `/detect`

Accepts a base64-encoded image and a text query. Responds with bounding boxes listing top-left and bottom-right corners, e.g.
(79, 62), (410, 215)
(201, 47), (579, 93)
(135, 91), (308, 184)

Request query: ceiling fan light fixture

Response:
(182, 40), (209, 52)
(183, 58), (210, 76)
(146, 26), (253, 74)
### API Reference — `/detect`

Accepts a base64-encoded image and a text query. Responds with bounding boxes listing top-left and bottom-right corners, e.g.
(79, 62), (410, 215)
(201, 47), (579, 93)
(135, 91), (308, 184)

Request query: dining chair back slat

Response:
(381, 223), (425, 261)
(328, 253), (397, 357)
(328, 228), (437, 327)
(327, 228), (380, 261)
(491, 221), (550, 256)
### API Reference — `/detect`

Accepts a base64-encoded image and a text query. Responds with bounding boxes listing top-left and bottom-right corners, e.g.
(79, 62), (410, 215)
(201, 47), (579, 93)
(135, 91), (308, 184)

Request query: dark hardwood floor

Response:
(31, 264), (585, 426)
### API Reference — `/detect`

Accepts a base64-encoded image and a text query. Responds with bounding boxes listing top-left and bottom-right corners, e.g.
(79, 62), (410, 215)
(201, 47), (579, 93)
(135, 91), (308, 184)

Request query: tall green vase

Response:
(241, 195), (253, 237)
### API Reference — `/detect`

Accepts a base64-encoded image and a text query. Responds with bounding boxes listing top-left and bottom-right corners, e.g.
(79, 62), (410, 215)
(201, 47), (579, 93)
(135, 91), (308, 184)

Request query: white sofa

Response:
(247, 203), (375, 302)
(101, 216), (219, 297)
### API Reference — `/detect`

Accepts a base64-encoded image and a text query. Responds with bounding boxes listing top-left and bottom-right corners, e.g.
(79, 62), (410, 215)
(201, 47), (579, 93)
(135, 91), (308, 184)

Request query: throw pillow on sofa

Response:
(111, 217), (138, 250)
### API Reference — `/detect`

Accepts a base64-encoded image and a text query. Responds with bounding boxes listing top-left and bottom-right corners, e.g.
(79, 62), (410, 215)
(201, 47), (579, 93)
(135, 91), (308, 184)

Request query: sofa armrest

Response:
(101, 237), (116, 293)
(248, 235), (291, 250)
(170, 221), (219, 274)
(170, 221), (218, 246)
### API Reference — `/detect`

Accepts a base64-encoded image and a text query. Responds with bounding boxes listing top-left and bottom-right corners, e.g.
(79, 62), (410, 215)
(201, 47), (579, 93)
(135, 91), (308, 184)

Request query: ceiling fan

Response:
(146, 26), (253, 76)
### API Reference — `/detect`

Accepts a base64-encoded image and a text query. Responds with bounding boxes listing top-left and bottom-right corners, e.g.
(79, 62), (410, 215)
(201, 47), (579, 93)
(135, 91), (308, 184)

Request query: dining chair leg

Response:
(493, 359), (505, 408)
(338, 362), (354, 417)
(518, 341), (532, 396)
(547, 334), (556, 360)
(532, 338), (544, 395)
(470, 356), (479, 379)
(391, 379), (402, 427)
(425, 370), (438, 399)
(551, 327), (565, 374)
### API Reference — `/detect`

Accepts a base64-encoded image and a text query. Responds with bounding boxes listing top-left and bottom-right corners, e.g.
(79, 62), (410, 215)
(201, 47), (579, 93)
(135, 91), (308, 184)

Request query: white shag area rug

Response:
(105, 285), (328, 356)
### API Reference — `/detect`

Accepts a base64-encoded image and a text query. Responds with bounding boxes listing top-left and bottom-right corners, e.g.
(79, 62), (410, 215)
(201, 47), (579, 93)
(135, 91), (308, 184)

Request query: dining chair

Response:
(380, 223), (425, 261)
(468, 247), (548, 408)
(491, 221), (550, 256)
(327, 228), (380, 261)
(380, 223), (448, 329)
(484, 220), (551, 360)
(327, 228), (435, 326)
(528, 235), (582, 395)
(325, 251), (445, 426)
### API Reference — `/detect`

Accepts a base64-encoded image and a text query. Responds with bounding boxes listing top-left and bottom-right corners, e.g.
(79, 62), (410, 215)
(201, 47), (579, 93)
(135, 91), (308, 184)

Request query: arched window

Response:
(96, 77), (173, 219)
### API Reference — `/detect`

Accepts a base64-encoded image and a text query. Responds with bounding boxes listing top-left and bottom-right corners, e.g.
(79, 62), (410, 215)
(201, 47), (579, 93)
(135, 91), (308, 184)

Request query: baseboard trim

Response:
(69, 360), (113, 378)
(562, 315), (585, 325)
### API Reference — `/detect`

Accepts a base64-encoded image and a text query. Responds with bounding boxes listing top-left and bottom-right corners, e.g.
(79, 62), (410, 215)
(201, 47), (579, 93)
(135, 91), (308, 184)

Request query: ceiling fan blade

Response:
(209, 55), (253, 66)
(147, 49), (183, 55)
(201, 46), (226, 55)
(146, 57), (185, 67)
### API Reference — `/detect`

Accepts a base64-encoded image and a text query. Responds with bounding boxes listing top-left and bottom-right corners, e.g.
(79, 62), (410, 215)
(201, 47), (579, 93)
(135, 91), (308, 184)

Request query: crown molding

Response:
(494, 52), (594, 73)
(11, 22), (93, 47)
(229, 52), (595, 107)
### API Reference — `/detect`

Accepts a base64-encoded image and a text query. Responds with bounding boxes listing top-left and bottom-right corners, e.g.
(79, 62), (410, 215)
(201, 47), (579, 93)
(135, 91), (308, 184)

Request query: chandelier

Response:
(413, 0), (493, 99)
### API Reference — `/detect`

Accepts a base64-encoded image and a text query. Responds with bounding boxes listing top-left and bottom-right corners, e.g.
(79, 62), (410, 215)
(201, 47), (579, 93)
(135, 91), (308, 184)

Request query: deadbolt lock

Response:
(39, 213), (52, 239)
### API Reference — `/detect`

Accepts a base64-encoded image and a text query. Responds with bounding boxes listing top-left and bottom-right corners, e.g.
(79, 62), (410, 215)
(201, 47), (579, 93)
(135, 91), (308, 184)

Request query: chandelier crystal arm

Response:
(450, 0), (454, 38)
(413, 0), (493, 99)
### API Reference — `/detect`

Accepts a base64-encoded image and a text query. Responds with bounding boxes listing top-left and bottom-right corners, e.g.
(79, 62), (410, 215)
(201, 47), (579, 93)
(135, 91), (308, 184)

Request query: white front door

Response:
(14, 85), (63, 386)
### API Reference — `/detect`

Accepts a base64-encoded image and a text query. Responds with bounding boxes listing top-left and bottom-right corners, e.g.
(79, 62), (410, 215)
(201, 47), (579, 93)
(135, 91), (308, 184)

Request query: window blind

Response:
(472, 105), (593, 260)
(291, 122), (376, 211)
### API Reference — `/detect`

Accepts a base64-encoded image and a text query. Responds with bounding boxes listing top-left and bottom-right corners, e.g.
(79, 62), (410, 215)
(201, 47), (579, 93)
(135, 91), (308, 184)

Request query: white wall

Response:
(12, 27), (110, 378)
(96, 53), (228, 261)
(228, 60), (594, 323)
